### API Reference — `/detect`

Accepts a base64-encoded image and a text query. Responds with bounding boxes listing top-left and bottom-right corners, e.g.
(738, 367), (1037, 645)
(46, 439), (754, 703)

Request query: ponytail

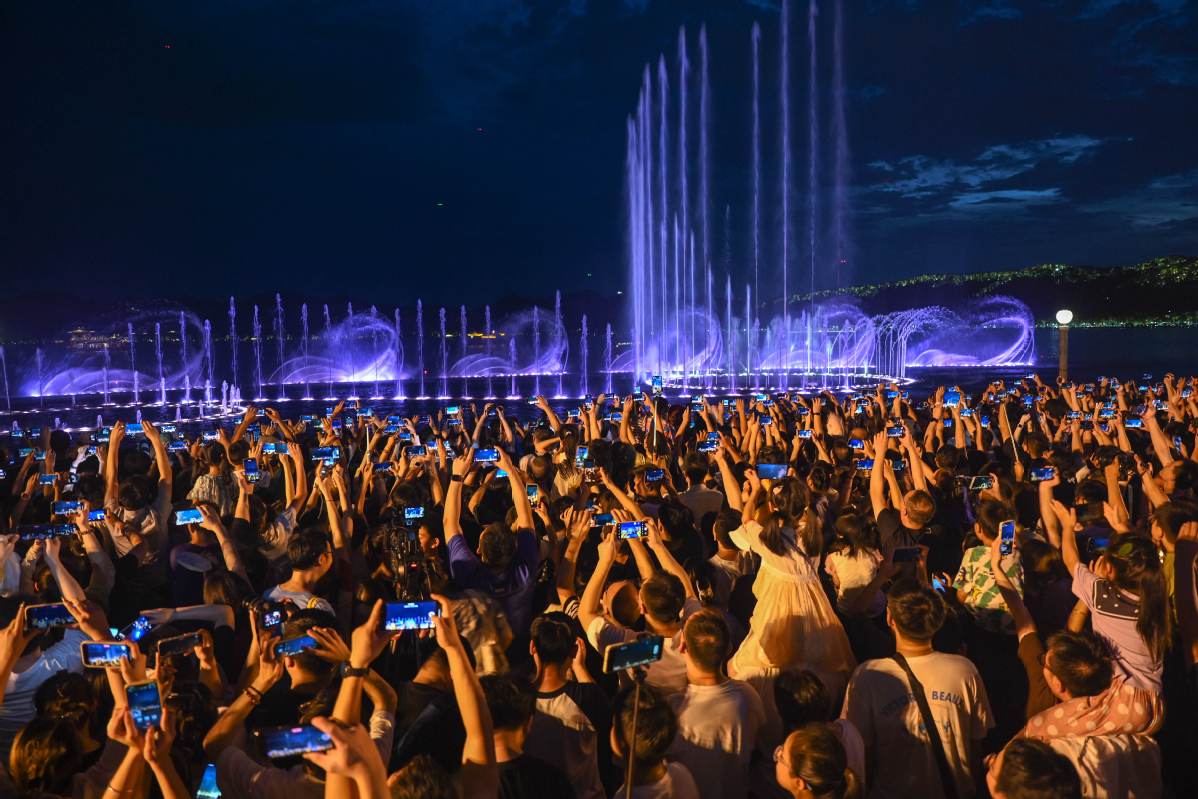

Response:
(759, 478), (817, 557)
(1107, 534), (1173, 663)
(785, 724), (861, 799)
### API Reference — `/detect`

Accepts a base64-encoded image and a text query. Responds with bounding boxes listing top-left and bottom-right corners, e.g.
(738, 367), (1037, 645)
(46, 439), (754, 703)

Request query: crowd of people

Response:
(0, 373), (1195, 799)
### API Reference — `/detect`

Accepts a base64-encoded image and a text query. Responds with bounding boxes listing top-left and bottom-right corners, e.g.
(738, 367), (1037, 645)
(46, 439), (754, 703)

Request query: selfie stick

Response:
(625, 667), (646, 792)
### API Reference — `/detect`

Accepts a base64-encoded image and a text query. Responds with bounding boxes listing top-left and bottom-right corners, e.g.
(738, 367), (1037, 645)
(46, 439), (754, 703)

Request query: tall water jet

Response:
(417, 300), (425, 398)
(36, 348), (44, 406)
(605, 324), (613, 395)
(346, 303), (356, 399)
(439, 308), (448, 398)
(752, 22), (761, 384)
(745, 287), (754, 389)
(228, 298), (238, 392)
(203, 320), (214, 404)
(0, 346), (8, 410)
(371, 305), (381, 399)
(532, 307), (542, 397)
(580, 315), (589, 397)
(679, 25), (689, 362)
(508, 339), (518, 398)
(832, 0), (850, 293)
(460, 305), (469, 398)
(155, 323), (166, 404)
(807, 0), (820, 374)
(323, 305), (334, 399)
(393, 308), (403, 399)
(275, 295), (286, 400)
(781, 0), (792, 389)
(484, 306), (493, 398)
(301, 305), (312, 400)
(700, 24), (710, 378)
(726, 274), (734, 391)
(102, 345), (110, 404)
(128, 323), (139, 400)
(555, 291), (564, 397)
(252, 306), (262, 401)
(659, 56), (669, 375)
(179, 311), (190, 403)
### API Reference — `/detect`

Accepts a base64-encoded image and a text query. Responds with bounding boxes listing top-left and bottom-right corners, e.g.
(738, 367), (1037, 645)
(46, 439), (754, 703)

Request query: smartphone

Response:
(942, 419), (954, 429)
(120, 616), (153, 642)
(256, 725), (334, 759)
(81, 642), (132, 668)
(445, 406), (460, 415)
(576, 446), (590, 461)
(1174, 437), (1184, 450)
(608, 412), (623, 422)
(273, 635), (318, 658)
(603, 635), (665, 673)
(943, 391), (961, 408)
(591, 513), (614, 527)
(1124, 419), (1144, 429)
(406, 445), (427, 457)
(892, 547), (921, 563)
(760, 416), (774, 426)
(796, 429), (813, 440)
(176, 509), (204, 525)
(999, 520), (1016, 556)
(37, 474), (56, 485)
(1030, 467), (1055, 483)
(697, 440), (719, 452)
(651, 376), (663, 397)
(197, 764), (220, 799)
(330, 420), (343, 433)
(157, 632), (204, 660)
(126, 680), (162, 731)
(932, 576), (946, 593)
(526, 484), (539, 502)
(617, 521), (647, 540)
(385, 601), (440, 631)
(17, 447), (34, 457)
(1067, 411), (1082, 420)
(24, 603), (74, 630)
(848, 438), (864, 449)
(125, 423), (144, 435)
(886, 426), (904, 438)
(311, 447), (340, 460)
(475, 449), (500, 463)
(969, 475), (995, 491)
(855, 459), (875, 471)
(374, 461), (394, 473)
(260, 609), (285, 639)
(645, 469), (665, 482)
(756, 464), (790, 480)
(19, 525), (67, 541)
(52, 501), (81, 515)
(202, 431), (220, 441)
(167, 441), (188, 452)
(359, 408), (374, 419)
(88, 509), (107, 521)
(244, 460), (260, 484)
(404, 507), (425, 523)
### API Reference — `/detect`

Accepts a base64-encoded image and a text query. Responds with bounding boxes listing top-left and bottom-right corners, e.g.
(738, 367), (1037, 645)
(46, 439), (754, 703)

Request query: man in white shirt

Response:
(581, 521), (701, 695)
(843, 578), (994, 799)
(668, 609), (765, 799)
(678, 454), (725, 523)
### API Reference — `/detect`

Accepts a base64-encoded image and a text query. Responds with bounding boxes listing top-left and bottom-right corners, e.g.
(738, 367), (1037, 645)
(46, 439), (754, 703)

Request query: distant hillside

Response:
(783, 255), (1198, 325)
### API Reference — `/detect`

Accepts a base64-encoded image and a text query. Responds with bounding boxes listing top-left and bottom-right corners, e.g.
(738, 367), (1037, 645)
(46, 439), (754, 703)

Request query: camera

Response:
(387, 524), (430, 601)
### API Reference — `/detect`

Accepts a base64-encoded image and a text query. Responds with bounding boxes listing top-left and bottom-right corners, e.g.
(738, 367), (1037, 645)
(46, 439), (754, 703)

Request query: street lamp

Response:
(1056, 310), (1073, 381)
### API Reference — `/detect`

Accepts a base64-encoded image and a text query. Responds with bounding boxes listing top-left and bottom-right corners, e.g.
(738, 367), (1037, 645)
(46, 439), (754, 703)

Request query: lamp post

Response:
(1056, 310), (1073, 382)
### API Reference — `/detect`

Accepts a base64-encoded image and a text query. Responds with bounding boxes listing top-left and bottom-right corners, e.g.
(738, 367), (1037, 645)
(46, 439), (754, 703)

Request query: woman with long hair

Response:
(720, 464), (856, 694)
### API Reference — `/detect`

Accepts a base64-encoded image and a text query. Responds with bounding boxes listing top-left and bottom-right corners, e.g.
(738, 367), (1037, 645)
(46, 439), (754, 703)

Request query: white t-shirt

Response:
(264, 585), (335, 615)
(261, 506), (298, 563)
(679, 485), (725, 523)
(825, 548), (884, 616)
(587, 598), (703, 695)
(0, 630), (88, 759)
(668, 680), (766, 799)
(709, 551), (759, 610)
(1047, 733), (1161, 799)
(842, 653), (994, 799)
(614, 762), (700, 799)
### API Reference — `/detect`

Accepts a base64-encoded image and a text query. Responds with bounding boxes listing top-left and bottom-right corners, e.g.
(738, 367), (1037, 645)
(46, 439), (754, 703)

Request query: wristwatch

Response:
(450, 474), (463, 483)
(342, 663), (370, 678)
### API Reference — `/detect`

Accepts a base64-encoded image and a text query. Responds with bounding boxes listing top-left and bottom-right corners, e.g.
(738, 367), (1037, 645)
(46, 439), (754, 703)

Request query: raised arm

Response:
(1174, 522), (1198, 670)
(645, 518), (696, 600)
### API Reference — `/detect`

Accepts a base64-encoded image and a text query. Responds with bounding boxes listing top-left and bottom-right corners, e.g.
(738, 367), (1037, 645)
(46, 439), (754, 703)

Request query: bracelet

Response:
(244, 685), (264, 705)
(107, 786), (131, 794)
(450, 474), (463, 483)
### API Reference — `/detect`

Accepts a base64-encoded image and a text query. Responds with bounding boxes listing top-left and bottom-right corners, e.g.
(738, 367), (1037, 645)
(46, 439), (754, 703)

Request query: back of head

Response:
(974, 499), (1013, 542)
(123, 448), (152, 476)
(1104, 533), (1173, 662)
(1023, 432), (1049, 459)
(834, 512), (876, 557)
(530, 612), (576, 665)
(34, 672), (94, 730)
(390, 754), (457, 799)
(995, 738), (1081, 799)
(784, 724), (862, 799)
(287, 527), (332, 572)
(903, 490), (937, 527)
(227, 440), (250, 466)
(9, 717), (82, 795)
(658, 499), (696, 541)
(612, 683), (677, 764)
(934, 444), (960, 470)
(713, 508), (742, 550)
(480, 523), (518, 571)
(479, 673), (535, 732)
(640, 572), (686, 625)
(682, 608), (730, 675)
(887, 578), (947, 643)
(683, 453), (708, 485)
(774, 669), (830, 733)
(1045, 630), (1113, 698)
(283, 609), (339, 678)
(117, 476), (153, 511)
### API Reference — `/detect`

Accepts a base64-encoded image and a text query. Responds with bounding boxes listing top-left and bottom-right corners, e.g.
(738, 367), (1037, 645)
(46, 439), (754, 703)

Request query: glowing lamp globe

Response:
(1055, 310), (1073, 325)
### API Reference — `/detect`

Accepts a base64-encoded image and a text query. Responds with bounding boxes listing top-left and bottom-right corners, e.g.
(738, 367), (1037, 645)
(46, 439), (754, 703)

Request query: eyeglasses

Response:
(773, 745), (789, 767)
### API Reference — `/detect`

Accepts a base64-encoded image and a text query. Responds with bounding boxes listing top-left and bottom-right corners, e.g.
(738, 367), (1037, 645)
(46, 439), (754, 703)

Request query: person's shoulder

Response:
(665, 761), (700, 798)
(925, 651), (982, 678)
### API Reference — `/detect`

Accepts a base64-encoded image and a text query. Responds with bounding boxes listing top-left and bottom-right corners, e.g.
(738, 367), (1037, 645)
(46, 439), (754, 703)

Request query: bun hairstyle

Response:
(784, 724), (863, 799)
(759, 477), (821, 559)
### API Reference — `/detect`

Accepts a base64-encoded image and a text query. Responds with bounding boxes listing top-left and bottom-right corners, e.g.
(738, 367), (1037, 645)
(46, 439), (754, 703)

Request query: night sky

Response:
(1, 0), (1195, 308)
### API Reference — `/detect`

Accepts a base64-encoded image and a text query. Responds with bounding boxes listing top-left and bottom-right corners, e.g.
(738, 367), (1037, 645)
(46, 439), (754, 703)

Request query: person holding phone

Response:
(951, 502), (1026, 635)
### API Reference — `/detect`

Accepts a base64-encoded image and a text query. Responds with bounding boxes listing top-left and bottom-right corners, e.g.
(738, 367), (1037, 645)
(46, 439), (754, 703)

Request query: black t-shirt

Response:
(390, 681), (467, 774)
(497, 754), (575, 799)
(876, 507), (922, 549)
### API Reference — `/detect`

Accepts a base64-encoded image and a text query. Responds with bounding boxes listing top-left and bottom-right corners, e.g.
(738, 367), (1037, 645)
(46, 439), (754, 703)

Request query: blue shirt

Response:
(447, 529), (539, 639)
